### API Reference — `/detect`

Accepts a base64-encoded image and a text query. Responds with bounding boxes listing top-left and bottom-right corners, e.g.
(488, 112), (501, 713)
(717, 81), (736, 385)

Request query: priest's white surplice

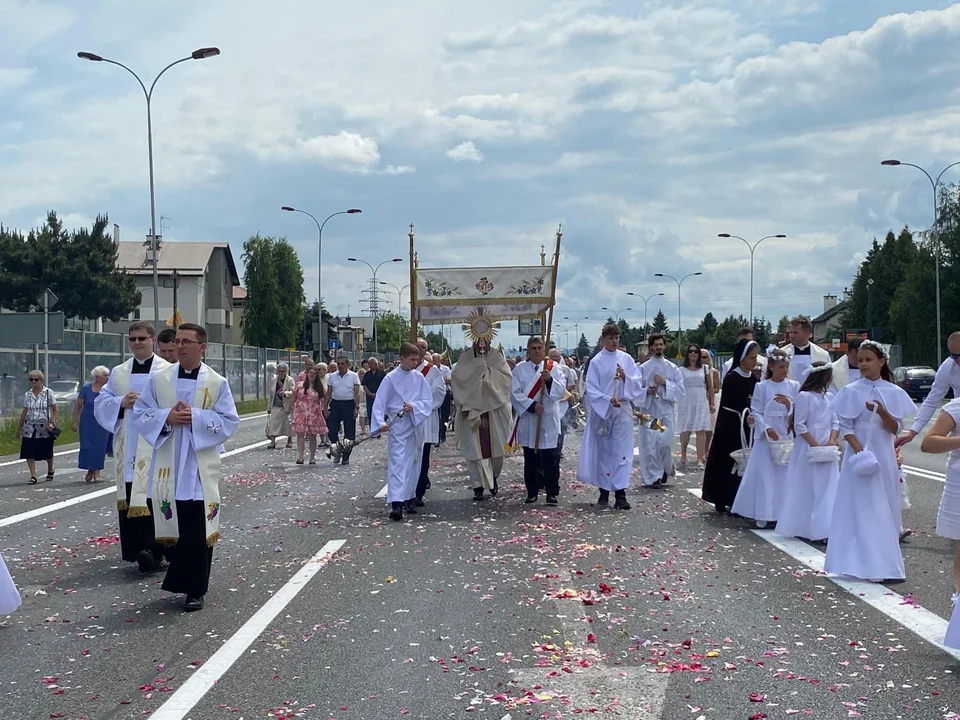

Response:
(510, 359), (567, 449)
(635, 356), (684, 485)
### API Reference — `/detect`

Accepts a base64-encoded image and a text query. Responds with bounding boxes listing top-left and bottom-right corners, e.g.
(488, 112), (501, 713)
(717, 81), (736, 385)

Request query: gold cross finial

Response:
(409, 223), (414, 238)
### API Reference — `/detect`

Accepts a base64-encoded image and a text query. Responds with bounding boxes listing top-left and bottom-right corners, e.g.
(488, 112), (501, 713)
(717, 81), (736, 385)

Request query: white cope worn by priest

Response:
(577, 332), (645, 505)
(510, 357), (567, 449)
(830, 354), (861, 394)
(414, 349), (448, 504)
(372, 352), (433, 520)
(635, 348), (685, 487)
(781, 320), (832, 382)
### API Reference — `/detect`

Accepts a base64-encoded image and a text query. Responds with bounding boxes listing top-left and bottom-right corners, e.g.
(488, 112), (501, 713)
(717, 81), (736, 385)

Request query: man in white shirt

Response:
(325, 356), (361, 466)
(721, 327), (767, 379)
(414, 339), (447, 507)
(94, 322), (171, 572)
(898, 331), (960, 447)
(779, 316), (831, 382)
(830, 338), (863, 394)
(635, 334), (685, 488)
(433, 352), (453, 443)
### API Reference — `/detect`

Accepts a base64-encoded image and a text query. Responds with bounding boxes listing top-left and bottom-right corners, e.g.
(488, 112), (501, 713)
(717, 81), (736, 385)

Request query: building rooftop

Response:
(116, 241), (240, 285)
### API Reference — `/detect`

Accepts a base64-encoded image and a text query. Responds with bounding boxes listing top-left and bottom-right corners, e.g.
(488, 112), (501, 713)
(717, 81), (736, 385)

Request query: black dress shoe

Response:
(389, 502), (403, 521)
(404, 500), (419, 514)
(473, 488), (485, 501)
(546, 496), (558, 506)
(184, 596), (204, 612)
(137, 549), (157, 573)
(614, 490), (632, 510)
(525, 495), (538, 504)
(660, 472), (670, 486)
(597, 490), (610, 506)
(414, 498), (425, 507)
(490, 480), (499, 497)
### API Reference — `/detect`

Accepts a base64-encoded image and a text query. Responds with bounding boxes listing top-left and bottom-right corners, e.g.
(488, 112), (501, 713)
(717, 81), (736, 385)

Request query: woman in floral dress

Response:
(292, 367), (328, 464)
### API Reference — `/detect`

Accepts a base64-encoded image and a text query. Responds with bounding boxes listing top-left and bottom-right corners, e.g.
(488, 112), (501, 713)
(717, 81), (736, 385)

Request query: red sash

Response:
(420, 362), (433, 377)
(506, 359), (554, 450)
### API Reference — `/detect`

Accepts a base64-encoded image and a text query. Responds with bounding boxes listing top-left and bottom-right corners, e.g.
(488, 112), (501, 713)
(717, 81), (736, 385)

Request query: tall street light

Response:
(716, 233), (786, 324)
(654, 272), (702, 350)
(563, 315), (590, 347)
(881, 159), (960, 363)
(379, 281), (410, 351)
(78, 47), (221, 326)
(626, 291), (665, 339)
(348, 257), (403, 356)
(601, 306), (632, 321)
(556, 324), (575, 349)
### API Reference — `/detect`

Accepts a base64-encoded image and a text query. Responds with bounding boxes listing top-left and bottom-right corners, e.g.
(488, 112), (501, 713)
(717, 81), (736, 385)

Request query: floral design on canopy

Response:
(423, 279), (460, 297)
(508, 275), (546, 296)
(475, 277), (494, 295)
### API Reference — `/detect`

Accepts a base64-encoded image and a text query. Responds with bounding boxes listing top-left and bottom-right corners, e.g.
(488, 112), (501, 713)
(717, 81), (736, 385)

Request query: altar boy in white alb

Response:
(94, 322), (171, 572)
(510, 336), (568, 505)
(635, 334), (685, 489)
(414, 337), (448, 507)
(133, 324), (239, 611)
(372, 343), (434, 522)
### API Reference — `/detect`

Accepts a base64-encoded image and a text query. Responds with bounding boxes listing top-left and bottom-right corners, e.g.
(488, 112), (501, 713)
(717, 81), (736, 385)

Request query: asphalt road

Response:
(1, 405), (960, 720)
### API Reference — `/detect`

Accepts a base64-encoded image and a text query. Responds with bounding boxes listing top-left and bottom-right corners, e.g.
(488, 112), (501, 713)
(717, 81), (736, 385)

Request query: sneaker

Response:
(546, 496), (558, 506)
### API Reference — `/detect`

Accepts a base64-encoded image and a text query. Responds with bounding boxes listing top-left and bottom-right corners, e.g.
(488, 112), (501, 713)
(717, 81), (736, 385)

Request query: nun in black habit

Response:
(701, 339), (760, 513)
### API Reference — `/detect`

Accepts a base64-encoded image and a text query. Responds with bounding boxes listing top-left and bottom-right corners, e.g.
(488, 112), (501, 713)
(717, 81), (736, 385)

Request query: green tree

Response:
(777, 315), (791, 334)
(686, 312), (719, 348)
(577, 333), (591, 359)
(0, 211), (140, 320)
(375, 312), (411, 354)
(241, 234), (305, 348)
(651, 309), (669, 334)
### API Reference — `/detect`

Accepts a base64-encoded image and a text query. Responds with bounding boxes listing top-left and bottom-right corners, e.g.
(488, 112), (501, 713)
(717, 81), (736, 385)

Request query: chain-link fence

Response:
(0, 329), (309, 415)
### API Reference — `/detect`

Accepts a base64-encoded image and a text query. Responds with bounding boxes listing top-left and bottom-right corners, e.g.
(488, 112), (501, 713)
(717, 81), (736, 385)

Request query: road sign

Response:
(37, 288), (58, 310)
(0, 312), (65, 345)
(329, 338), (340, 349)
(518, 318), (542, 336)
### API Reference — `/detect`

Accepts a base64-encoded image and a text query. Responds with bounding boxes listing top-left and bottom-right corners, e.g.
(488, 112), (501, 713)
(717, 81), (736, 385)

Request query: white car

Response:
(49, 380), (80, 405)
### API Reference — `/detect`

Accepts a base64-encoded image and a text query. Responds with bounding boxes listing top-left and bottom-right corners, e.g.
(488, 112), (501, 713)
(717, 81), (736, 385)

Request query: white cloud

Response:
(299, 131), (381, 171)
(446, 140), (483, 163)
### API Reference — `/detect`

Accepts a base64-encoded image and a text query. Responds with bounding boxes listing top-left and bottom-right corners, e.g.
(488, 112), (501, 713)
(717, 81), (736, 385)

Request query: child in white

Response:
(731, 350), (799, 527)
(775, 363), (840, 542)
(0, 552), (22, 615)
(920, 398), (960, 646)
(372, 344), (434, 522)
(825, 341), (915, 581)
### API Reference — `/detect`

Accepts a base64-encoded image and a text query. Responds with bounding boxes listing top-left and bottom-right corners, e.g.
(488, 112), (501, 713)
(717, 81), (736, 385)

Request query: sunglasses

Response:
(128, 335), (151, 342)
(29, 378), (41, 382)
(174, 338), (202, 346)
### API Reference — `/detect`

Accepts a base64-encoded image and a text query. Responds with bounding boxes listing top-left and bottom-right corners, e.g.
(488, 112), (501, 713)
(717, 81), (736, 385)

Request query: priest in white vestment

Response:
(780, 317), (831, 382)
(414, 337), (448, 507)
(830, 338), (862, 395)
(577, 323), (644, 510)
(372, 344), (434, 521)
(132, 324), (239, 611)
(510, 337), (568, 505)
(635, 334), (685, 488)
(94, 322), (171, 572)
(450, 337), (513, 501)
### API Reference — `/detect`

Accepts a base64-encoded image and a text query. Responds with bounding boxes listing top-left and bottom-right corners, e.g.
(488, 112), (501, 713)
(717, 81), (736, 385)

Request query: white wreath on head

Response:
(860, 339), (886, 357)
(801, 363), (833, 380)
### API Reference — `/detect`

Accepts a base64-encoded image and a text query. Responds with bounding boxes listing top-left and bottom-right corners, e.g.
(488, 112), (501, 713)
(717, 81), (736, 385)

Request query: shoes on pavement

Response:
(404, 500), (419, 514)
(597, 489), (610, 507)
(414, 498), (425, 507)
(660, 472), (670, 486)
(525, 495), (538, 504)
(899, 528), (913, 542)
(546, 496), (558, 506)
(389, 502), (403, 521)
(136, 549), (157, 574)
(184, 596), (204, 612)
(614, 490), (631, 510)
(473, 488), (485, 501)
(490, 480), (499, 497)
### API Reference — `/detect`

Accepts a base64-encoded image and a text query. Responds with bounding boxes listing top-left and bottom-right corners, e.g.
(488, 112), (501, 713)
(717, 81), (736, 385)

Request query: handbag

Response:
(848, 403), (880, 478)
(45, 388), (62, 439)
(764, 396), (793, 467)
(727, 407), (752, 476)
(806, 444), (841, 463)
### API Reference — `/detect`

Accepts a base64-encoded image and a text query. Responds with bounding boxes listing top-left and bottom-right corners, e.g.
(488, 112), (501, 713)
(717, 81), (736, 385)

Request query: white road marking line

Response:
(0, 412), (267, 469)
(684, 487), (960, 661)
(151, 539), (346, 720)
(902, 463), (946, 483)
(375, 483), (388, 499)
(0, 436), (288, 529)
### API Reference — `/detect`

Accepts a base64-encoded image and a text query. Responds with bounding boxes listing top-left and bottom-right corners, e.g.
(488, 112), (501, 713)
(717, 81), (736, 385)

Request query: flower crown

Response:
(860, 339), (886, 358)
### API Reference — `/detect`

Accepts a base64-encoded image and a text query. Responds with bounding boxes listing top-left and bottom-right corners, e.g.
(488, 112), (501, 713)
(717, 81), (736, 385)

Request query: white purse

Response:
(728, 407), (752, 476)
(764, 396), (794, 467)
(849, 404), (881, 479)
(806, 444), (841, 464)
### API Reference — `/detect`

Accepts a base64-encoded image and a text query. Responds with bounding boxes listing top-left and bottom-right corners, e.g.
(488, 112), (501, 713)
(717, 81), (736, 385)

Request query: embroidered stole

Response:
(131, 364), (224, 547)
(506, 359), (554, 452)
(110, 360), (134, 510)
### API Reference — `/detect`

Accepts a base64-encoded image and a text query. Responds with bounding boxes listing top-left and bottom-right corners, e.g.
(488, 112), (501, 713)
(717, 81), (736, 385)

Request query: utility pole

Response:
(171, 269), (179, 329)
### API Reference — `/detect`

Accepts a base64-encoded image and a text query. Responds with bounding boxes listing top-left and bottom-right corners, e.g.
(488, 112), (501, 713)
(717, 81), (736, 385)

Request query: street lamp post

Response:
(78, 47), (221, 326)
(348, 257), (403, 356)
(282, 207), (361, 354)
(379, 281), (410, 352)
(867, 278), (875, 331)
(654, 272), (702, 350)
(601, 307), (632, 321)
(563, 316), (590, 348)
(626, 292), (665, 339)
(881, 159), (960, 363)
(716, 233), (786, 324)
(556, 324), (575, 349)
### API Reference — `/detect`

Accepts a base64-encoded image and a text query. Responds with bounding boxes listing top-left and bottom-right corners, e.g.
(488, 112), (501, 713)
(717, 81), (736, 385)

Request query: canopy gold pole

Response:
(408, 224), (417, 342)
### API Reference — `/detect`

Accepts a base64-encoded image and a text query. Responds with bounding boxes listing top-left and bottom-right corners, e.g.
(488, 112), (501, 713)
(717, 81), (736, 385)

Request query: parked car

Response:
(893, 366), (936, 401)
(49, 380), (80, 405)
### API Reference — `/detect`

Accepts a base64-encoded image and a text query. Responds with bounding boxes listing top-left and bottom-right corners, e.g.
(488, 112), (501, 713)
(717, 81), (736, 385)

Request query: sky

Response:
(2, 0), (960, 353)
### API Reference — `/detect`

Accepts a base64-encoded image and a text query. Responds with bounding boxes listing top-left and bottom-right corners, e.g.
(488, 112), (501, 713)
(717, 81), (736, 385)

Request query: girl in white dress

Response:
(731, 350), (799, 528)
(825, 341), (915, 582)
(0, 552), (22, 616)
(676, 343), (714, 467)
(775, 363), (840, 542)
(920, 397), (960, 646)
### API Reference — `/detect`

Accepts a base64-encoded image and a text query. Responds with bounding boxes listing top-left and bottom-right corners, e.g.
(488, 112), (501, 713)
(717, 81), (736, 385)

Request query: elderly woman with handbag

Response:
(266, 363), (295, 450)
(73, 365), (113, 482)
(16, 369), (60, 484)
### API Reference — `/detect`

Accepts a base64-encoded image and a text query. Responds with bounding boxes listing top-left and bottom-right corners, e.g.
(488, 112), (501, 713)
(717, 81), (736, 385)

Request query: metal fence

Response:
(0, 329), (310, 414)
